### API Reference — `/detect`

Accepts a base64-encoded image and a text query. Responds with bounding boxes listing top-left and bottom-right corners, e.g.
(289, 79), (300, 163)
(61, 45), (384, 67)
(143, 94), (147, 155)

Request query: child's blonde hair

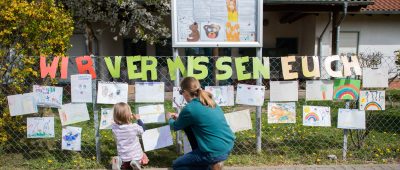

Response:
(113, 102), (132, 125)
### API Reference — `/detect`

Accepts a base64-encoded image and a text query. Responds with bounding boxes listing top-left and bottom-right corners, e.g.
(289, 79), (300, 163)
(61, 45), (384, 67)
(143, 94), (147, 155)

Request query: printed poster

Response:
(33, 85), (63, 108)
(267, 102), (296, 124)
(137, 104), (165, 124)
(172, 87), (187, 108)
(71, 74), (92, 103)
(142, 125), (173, 152)
(359, 91), (385, 110)
(269, 81), (298, 102)
(306, 80), (334, 101)
(27, 117), (55, 138)
(100, 108), (114, 130)
(7, 92), (38, 116)
(58, 103), (90, 126)
(235, 84), (265, 106)
(302, 106), (331, 127)
(62, 126), (82, 151)
(333, 79), (360, 100)
(205, 86), (234, 106)
(97, 82), (128, 104)
(362, 68), (388, 88)
(224, 109), (252, 132)
(135, 82), (165, 103)
(337, 109), (366, 129)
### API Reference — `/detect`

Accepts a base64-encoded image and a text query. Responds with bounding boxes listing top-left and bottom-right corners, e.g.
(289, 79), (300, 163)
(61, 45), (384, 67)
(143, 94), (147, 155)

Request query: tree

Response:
(60, 0), (171, 55)
(0, 0), (73, 144)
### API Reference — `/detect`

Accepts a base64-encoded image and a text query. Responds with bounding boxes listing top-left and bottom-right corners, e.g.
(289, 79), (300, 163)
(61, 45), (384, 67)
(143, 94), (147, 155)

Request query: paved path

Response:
(146, 164), (399, 170)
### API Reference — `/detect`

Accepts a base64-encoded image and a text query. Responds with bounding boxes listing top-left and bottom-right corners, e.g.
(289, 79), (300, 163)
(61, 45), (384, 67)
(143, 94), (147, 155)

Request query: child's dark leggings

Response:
(184, 127), (198, 150)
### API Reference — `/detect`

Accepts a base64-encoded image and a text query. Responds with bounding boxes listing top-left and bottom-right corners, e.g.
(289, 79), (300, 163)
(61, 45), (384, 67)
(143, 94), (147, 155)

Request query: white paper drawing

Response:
(100, 108), (114, 130)
(183, 133), (192, 154)
(235, 84), (265, 106)
(302, 106), (331, 127)
(7, 92), (38, 116)
(138, 104), (165, 124)
(27, 117), (55, 138)
(224, 109), (252, 132)
(58, 103), (90, 126)
(33, 85), (63, 108)
(172, 87), (187, 108)
(200, 22), (226, 41)
(306, 80), (334, 101)
(135, 82), (165, 103)
(71, 74), (92, 103)
(62, 126), (82, 151)
(337, 109), (366, 129)
(359, 91), (385, 110)
(142, 125), (173, 152)
(97, 82), (128, 104)
(270, 81), (298, 102)
(267, 102), (296, 124)
(205, 86), (234, 106)
(362, 68), (388, 88)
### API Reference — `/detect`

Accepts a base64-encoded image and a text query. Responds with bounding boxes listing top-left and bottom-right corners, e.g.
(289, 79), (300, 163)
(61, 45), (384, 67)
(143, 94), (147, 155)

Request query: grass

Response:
(1, 91), (400, 169)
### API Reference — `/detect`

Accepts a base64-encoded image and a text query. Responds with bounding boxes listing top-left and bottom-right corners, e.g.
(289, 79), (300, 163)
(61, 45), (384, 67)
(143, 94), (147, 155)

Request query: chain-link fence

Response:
(0, 55), (399, 169)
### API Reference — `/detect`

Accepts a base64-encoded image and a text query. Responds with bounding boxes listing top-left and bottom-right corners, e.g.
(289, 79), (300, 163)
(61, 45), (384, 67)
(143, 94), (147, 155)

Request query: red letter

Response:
(60, 57), (69, 79)
(40, 56), (59, 78)
(75, 56), (97, 79)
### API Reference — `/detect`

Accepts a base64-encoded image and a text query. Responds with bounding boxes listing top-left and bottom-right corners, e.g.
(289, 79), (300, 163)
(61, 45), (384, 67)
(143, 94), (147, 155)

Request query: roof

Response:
(361, 0), (400, 14)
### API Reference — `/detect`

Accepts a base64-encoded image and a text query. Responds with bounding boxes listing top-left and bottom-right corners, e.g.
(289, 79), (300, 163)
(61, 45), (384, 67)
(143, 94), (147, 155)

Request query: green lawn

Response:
(1, 92), (399, 169)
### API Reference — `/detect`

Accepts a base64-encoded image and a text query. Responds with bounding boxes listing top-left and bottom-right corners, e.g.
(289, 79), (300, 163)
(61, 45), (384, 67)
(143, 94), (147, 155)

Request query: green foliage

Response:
(0, 0), (74, 145)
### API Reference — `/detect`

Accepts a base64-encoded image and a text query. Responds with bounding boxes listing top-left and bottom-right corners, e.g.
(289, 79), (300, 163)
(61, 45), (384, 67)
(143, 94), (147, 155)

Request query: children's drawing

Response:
(235, 84), (265, 106)
(359, 91), (385, 110)
(58, 103), (90, 126)
(99, 108), (114, 130)
(182, 133), (192, 154)
(27, 117), (55, 138)
(362, 68), (388, 88)
(306, 80), (334, 101)
(62, 126), (82, 151)
(97, 82), (128, 104)
(226, 22), (240, 41)
(333, 79), (360, 100)
(7, 92), (38, 116)
(205, 86), (234, 106)
(200, 22), (225, 41)
(142, 125), (173, 152)
(302, 106), (331, 127)
(135, 82), (165, 103)
(337, 109), (366, 129)
(33, 85), (63, 108)
(172, 87), (187, 108)
(224, 109), (252, 132)
(267, 102), (296, 124)
(270, 81), (298, 102)
(137, 104), (165, 124)
(71, 74), (92, 103)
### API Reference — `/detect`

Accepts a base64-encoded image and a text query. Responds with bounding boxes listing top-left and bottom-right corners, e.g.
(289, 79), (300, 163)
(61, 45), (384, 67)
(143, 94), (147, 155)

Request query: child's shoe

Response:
(130, 160), (141, 170)
(111, 156), (122, 170)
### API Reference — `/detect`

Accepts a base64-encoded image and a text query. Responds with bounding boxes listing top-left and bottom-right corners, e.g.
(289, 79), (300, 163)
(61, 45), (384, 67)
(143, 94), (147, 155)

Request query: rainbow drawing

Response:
(364, 102), (383, 110)
(333, 79), (360, 100)
(305, 112), (319, 122)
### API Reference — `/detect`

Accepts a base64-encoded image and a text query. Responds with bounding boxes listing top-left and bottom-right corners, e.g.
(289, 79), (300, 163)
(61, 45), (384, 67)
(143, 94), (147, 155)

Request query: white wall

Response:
(316, 14), (400, 56)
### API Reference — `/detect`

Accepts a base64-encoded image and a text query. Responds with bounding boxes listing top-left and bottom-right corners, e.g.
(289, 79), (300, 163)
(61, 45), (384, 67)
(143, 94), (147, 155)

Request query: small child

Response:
(112, 102), (148, 170)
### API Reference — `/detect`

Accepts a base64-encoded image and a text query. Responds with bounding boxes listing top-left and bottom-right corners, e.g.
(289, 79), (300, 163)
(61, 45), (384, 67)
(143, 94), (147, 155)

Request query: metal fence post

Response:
(343, 101), (350, 161)
(256, 48), (263, 153)
(91, 55), (101, 163)
(173, 48), (183, 154)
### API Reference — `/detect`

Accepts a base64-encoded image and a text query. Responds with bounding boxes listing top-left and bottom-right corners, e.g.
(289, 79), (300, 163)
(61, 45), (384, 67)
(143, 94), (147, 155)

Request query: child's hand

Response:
(140, 153), (149, 165)
(132, 114), (140, 120)
(167, 112), (178, 120)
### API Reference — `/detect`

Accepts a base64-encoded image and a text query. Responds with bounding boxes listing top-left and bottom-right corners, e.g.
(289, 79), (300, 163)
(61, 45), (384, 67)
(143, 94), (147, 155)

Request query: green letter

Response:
(235, 57), (251, 80)
(253, 57), (270, 79)
(216, 57), (232, 80)
(141, 56), (158, 80)
(127, 56), (142, 79)
(188, 56), (209, 80)
(167, 56), (186, 80)
(104, 56), (121, 78)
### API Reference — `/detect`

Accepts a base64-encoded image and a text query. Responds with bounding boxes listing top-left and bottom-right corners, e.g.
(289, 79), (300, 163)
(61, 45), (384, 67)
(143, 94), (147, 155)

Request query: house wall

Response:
(315, 13), (400, 57)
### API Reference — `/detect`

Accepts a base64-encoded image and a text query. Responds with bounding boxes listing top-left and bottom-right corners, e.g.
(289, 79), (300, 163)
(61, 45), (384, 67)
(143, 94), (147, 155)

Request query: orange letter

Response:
(75, 56), (96, 79)
(40, 56), (59, 79)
